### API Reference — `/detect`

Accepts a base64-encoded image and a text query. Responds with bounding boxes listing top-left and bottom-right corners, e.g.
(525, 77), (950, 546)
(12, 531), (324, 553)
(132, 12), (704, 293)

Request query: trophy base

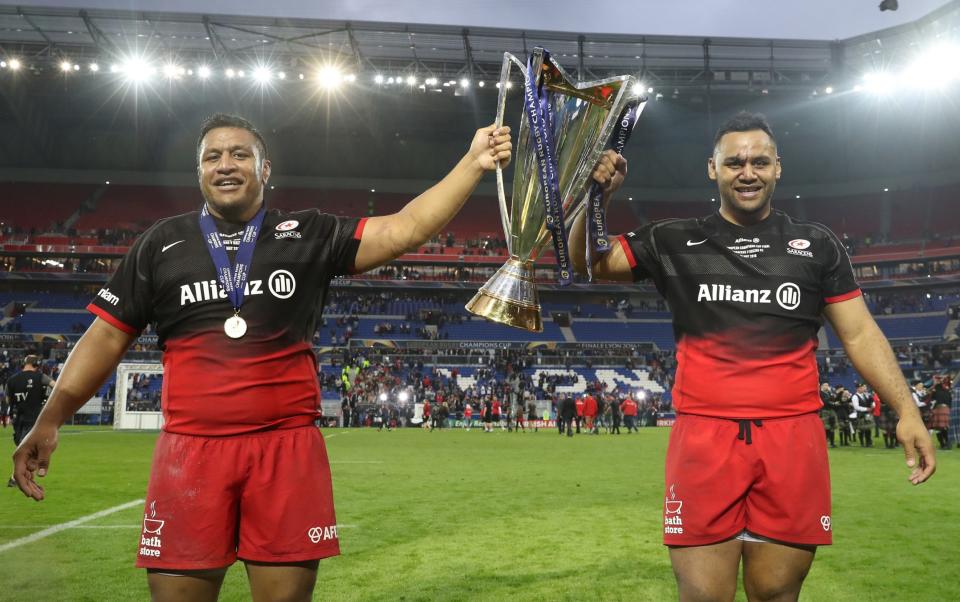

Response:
(465, 258), (542, 332)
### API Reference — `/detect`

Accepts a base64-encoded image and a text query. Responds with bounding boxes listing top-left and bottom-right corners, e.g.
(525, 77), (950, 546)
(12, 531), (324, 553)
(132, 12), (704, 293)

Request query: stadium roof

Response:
(0, 2), (958, 91)
(7, 0), (955, 41)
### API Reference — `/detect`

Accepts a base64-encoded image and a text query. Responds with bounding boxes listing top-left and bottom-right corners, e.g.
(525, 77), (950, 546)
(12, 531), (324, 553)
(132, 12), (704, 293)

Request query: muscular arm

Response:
(13, 318), (137, 500)
(569, 150), (634, 281)
(353, 126), (511, 274)
(823, 296), (936, 484)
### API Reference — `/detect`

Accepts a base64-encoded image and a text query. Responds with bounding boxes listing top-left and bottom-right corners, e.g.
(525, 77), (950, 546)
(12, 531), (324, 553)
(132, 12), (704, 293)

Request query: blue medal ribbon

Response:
(198, 203), (266, 318)
(523, 52), (572, 286)
(586, 99), (641, 282)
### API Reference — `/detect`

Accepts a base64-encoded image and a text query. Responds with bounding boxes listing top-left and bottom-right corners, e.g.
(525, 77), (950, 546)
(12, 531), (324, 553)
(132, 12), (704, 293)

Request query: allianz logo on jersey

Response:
(179, 270), (297, 306)
(696, 282), (801, 310)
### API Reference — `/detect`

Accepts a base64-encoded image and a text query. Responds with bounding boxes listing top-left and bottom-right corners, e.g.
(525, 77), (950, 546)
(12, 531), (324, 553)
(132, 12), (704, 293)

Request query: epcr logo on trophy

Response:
(465, 47), (646, 332)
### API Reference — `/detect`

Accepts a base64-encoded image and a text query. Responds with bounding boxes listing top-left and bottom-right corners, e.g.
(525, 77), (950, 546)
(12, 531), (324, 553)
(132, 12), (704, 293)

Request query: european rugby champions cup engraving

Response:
(465, 48), (645, 331)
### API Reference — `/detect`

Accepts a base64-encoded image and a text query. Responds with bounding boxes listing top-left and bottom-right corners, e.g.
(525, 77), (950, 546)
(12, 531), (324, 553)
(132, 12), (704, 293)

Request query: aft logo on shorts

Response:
(664, 484), (684, 535)
(308, 524), (338, 544)
(140, 500), (165, 559)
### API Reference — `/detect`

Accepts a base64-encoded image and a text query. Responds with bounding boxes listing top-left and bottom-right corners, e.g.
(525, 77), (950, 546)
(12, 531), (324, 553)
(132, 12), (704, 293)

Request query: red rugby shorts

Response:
(136, 426), (340, 569)
(663, 412), (832, 547)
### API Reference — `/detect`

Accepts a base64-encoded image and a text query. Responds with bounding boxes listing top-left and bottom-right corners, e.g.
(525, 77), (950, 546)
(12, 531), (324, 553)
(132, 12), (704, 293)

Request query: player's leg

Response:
(147, 568), (228, 602)
(669, 540), (742, 601)
(238, 427), (340, 600)
(741, 541), (815, 602)
(244, 560), (319, 602)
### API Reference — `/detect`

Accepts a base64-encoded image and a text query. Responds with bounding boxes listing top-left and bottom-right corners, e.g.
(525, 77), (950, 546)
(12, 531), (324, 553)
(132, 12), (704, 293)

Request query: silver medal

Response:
(224, 315), (247, 339)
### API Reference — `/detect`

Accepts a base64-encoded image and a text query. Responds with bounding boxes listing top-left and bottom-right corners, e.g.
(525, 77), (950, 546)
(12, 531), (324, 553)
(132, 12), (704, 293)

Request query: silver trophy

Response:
(465, 48), (644, 332)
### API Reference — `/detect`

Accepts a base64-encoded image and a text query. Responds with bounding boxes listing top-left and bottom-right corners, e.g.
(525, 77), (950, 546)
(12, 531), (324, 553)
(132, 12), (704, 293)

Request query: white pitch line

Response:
(329, 460), (383, 464)
(0, 499), (144, 554)
(60, 430), (115, 436)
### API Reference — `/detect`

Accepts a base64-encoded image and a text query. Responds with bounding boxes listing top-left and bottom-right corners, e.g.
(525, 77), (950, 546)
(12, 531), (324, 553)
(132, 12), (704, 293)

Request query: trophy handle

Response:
(495, 53), (527, 256)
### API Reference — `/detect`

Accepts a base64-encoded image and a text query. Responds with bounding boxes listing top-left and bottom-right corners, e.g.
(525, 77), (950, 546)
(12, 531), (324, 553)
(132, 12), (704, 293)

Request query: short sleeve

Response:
(616, 222), (661, 282)
(818, 226), (861, 304)
(86, 224), (159, 335)
(328, 215), (367, 276)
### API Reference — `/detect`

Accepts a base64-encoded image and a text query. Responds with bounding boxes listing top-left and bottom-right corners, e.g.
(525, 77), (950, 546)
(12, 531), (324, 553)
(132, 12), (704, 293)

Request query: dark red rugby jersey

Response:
(87, 207), (365, 435)
(618, 209), (860, 419)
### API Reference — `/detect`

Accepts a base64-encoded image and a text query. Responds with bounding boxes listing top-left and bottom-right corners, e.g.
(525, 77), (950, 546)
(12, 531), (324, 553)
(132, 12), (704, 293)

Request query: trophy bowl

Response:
(465, 47), (644, 332)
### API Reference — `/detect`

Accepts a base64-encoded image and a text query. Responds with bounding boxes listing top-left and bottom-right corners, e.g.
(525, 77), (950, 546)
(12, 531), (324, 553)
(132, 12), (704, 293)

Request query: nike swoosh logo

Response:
(686, 239), (708, 246)
(161, 240), (185, 253)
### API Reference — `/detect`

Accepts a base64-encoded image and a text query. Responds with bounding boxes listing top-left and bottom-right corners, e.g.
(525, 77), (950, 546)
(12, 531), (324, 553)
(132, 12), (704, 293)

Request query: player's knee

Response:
(743, 569), (807, 602)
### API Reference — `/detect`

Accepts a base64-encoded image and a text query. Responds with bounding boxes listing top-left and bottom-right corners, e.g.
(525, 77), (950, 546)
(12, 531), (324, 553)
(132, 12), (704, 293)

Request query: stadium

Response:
(1, 1), (959, 600)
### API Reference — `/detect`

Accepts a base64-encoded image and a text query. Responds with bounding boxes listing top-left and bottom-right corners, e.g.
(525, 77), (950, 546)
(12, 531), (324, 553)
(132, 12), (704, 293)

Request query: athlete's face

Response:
(198, 127), (271, 222)
(708, 130), (781, 225)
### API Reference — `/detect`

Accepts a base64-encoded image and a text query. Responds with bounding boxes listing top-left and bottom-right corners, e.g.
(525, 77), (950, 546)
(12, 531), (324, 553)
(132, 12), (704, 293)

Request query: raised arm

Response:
(569, 150), (634, 281)
(352, 125), (512, 274)
(823, 296), (936, 484)
(13, 318), (137, 501)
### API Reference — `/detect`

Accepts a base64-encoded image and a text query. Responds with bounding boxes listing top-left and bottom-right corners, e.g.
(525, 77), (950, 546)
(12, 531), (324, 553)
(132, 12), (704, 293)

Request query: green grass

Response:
(1, 425), (956, 601)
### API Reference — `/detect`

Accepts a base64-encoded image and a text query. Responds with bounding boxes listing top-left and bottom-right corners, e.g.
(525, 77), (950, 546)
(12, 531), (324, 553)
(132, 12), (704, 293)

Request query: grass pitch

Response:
(1, 425), (956, 601)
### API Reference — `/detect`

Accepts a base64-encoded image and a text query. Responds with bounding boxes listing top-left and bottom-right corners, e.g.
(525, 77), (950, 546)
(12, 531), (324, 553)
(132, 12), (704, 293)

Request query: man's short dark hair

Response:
(713, 111), (777, 149)
(196, 113), (268, 164)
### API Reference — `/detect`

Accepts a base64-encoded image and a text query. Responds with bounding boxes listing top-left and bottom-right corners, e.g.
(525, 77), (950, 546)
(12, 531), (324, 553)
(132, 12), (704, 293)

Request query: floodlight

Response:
(252, 66), (272, 83)
(225, 68), (236, 79)
(277, 72), (286, 80)
(374, 73), (384, 84)
(387, 76), (395, 84)
(425, 77), (438, 86)
(460, 78), (470, 87)
(162, 63), (180, 78)
(122, 57), (153, 83)
(824, 86), (833, 94)
(9, 59), (21, 71)
(398, 391), (409, 402)
(862, 71), (894, 95)
(505, 81), (513, 89)
(631, 82), (643, 96)
(317, 66), (342, 89)
(89, 63), (100, 72)
(197, 65), (211, 79)
(0, 61), (5, 68)
(60, 61), (72, 72)
(478, 80), (485, 87)
(906, 43), (960, 90)
(406, 75), (416, 86)
(379, 393), (387, 401)
(344, 73), (356, 82)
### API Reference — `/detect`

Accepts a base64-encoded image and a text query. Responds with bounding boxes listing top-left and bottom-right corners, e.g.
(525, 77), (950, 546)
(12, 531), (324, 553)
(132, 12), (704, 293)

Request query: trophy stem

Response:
(465, 258), (542, 333)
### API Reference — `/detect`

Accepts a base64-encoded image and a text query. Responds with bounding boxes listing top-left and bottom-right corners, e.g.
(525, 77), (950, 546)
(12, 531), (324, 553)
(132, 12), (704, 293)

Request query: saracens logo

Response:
(788, 238), (811, 250)
(276, 220), (299, 232)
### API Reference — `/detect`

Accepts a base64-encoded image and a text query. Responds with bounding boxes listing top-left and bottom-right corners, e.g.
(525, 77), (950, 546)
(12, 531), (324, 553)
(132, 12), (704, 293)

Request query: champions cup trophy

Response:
(465, 48), (645, 332)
